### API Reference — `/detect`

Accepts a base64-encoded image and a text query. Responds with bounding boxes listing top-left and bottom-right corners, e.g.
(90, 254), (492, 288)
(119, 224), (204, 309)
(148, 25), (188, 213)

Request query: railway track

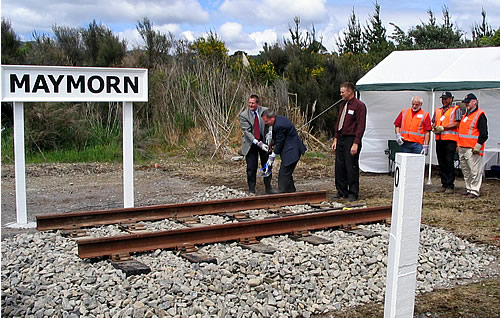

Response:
(36, 190), (327, 231)
(77, 205), (392, 259)
(36, 190), (392, 274)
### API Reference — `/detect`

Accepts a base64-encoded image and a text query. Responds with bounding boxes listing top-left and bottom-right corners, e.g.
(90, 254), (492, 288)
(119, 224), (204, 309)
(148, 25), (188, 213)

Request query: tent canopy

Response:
(357, 47), (500, 91)
(356, 47), (500, 174)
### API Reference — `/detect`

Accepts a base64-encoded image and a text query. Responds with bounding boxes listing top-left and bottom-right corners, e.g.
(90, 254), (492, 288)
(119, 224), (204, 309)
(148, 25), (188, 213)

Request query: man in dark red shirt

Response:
(331, 82), (367, 202)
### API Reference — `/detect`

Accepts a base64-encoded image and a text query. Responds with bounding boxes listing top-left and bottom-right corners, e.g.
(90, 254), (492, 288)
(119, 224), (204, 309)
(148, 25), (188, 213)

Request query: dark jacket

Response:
(272, 116), (306, 166)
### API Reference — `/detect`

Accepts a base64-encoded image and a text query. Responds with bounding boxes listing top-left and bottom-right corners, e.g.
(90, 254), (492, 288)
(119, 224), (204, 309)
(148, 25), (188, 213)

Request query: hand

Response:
(396, 133), (404, 146)
(350, 143), (358, 156)
(332, 138), (337, 151)
(265, 131), (273, 145)
(267, 152), (276, 166)
(433, 126), (444, 134)
(257, 141), (269, 152)
(422, 145), (429, 156)
(472, 143), (481, 154)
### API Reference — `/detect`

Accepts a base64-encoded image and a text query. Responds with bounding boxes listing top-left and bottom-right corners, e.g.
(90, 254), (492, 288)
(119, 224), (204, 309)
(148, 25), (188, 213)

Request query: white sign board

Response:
(1, 64), (148, 225)
(1, 65), (148, 102)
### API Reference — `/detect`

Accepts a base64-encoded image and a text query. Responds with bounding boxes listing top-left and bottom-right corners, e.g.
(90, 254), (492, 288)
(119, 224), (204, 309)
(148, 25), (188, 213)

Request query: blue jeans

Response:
(401, 141), (423, 154)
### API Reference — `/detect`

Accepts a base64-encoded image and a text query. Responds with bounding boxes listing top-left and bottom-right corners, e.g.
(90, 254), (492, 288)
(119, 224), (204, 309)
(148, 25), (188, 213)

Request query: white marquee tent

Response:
(356, 47), (500, 179)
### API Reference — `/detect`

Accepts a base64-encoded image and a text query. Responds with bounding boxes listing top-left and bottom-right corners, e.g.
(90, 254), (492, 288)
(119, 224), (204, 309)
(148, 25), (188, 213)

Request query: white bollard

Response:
(384, 153), (425, 318)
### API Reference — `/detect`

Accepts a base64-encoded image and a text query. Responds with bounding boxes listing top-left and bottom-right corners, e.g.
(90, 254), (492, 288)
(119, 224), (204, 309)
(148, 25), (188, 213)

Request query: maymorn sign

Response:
(1, 65), (148, 102)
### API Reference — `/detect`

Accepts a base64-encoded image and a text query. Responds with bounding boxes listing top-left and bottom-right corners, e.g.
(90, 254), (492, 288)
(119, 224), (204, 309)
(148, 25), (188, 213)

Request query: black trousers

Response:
(278, 161), (298, 193)
(335, 135), (361, 199)
(245, 144), (271, 192)
(435, 140), (457, 189)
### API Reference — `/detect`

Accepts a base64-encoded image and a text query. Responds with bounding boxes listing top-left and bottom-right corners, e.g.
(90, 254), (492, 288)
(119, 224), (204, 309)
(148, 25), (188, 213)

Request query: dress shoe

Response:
(330, 193), (344, 200)
(266, 189), (279, 195)
(347, 196), (358, 202)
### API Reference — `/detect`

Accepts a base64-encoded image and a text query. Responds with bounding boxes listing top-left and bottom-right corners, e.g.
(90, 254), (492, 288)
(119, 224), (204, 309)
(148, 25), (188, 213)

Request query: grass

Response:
(25, 144), (124, 163)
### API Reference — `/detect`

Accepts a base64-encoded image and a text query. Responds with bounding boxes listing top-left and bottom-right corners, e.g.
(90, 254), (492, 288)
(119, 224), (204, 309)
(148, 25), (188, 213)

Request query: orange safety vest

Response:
(434, 106), (459, 142)
(458, 108), (485, 156)
(400, 108), (429, 144)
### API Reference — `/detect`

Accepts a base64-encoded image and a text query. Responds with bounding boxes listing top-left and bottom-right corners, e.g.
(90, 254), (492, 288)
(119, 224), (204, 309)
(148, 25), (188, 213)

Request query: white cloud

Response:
(219, 22), (243, 41)
(249, 29), (279, 48)
(2, 0), (210, 36)
(220, 0), (328, 26)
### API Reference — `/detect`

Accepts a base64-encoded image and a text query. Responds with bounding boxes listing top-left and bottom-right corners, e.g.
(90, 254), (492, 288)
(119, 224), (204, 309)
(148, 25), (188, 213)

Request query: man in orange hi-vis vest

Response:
(458, 93), (488, 199)
(394, 96), (431, 155)
(432, 92), (463, 194)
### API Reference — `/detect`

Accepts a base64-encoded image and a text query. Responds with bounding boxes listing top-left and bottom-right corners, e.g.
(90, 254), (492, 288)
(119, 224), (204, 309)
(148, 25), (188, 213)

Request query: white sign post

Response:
(384, 153), (425, 318)
(1, 65), (148, 224)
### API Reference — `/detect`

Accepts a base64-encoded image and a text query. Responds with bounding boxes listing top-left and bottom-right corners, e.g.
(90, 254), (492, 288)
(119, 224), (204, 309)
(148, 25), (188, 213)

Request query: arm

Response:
(477, 113), (488, 145)
(240, 113), (258, 145)
(424, 132), (430, 145)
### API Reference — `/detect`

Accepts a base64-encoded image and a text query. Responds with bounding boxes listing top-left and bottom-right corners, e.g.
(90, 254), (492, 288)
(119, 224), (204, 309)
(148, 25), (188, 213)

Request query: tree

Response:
(408, 7), (464, 49)
(389, 23), (413, 50)
(363, 2), (394, 66)
(81, 20), (127, 67)
(136, 17), (173, 69)
(472, 8), (493, 43)
(24, 32), (67, 65)
(1, 18), (24, 64)
(53, 25), (84, 66)
(336, 8), (365, 54)
(190, 31), (228, 61)
(480, 28), (500, 46)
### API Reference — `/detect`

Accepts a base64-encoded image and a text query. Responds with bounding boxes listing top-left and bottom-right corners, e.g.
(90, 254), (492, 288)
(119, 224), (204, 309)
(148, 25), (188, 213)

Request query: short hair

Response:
(261, 109), (276, 118)
(249, 94), (259, 103)
(340, 82), (355, 92)
(412, 96), (423, 104)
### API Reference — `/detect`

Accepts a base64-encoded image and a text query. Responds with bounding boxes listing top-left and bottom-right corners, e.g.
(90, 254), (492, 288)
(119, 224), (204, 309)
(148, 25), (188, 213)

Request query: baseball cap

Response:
(462, 93), (477, 103)
(440, 92), (453, 98)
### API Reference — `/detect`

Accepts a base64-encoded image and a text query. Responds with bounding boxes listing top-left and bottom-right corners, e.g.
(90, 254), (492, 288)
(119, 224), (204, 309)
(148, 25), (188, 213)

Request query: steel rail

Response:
(77, 205), (391, 259)
(37, 190), (327, 231)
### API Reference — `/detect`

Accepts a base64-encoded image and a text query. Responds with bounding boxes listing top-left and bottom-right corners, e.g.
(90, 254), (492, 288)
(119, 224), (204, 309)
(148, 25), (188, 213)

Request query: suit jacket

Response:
(272, 115), (306, 166)
(240, 106), (268, 156)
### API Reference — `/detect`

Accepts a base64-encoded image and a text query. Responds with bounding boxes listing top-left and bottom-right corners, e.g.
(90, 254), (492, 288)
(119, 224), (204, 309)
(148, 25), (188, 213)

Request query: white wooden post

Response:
(13, 102), (28, 224)
(384, 153), (425, 318)
(122, 101), (134, 208)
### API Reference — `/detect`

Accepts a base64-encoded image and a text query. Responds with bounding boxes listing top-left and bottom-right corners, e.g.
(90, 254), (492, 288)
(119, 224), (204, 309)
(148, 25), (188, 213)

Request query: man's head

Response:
(248, 94), (260, 112)
(411, 96), (423, 111)
(261, 109), (276, 126)
(462, 93), (478, 111)
(440, 91), (453, 107)
(340, 82), (355, 101)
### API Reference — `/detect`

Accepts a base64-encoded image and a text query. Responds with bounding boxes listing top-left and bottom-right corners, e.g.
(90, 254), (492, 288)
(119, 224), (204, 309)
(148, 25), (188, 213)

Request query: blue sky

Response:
(1, 0), (499, 54)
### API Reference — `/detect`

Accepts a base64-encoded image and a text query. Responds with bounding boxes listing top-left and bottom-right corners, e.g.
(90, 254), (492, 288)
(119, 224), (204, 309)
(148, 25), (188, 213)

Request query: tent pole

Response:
(427, 90), (435, 184)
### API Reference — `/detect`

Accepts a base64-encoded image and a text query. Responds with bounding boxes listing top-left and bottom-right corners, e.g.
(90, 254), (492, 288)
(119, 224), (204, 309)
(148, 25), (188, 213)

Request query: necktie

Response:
(254, 111), (260, 139)
(338, 102), (348, 131)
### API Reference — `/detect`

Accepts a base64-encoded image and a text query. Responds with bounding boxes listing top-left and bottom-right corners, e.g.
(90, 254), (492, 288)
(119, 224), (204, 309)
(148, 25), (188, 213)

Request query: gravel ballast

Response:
(1, 186), (497, 317)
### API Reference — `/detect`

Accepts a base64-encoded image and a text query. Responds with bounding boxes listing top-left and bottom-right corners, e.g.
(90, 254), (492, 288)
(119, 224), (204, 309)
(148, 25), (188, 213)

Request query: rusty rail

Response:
(37, 190), (327, 231)
(77, 205), (391, 259)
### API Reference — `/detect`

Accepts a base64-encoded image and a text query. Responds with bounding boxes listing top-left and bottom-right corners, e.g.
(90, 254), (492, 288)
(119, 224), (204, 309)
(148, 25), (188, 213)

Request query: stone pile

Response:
(1, 186), (497, 317)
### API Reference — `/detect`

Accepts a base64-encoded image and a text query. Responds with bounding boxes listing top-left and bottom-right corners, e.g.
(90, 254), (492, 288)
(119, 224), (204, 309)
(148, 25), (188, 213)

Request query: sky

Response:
(1, 0), (499, 55)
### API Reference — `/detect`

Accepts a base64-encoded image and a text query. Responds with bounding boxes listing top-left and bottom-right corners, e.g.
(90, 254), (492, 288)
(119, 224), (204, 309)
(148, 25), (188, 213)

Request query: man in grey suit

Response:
(261, 109), (306, 193)
(239, 94), (273, 194)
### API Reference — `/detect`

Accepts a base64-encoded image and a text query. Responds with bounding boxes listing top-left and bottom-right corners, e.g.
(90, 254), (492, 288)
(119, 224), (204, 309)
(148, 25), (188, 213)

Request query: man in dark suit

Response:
(239, 94), (273, 194)
(261, 109), (306, 193)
